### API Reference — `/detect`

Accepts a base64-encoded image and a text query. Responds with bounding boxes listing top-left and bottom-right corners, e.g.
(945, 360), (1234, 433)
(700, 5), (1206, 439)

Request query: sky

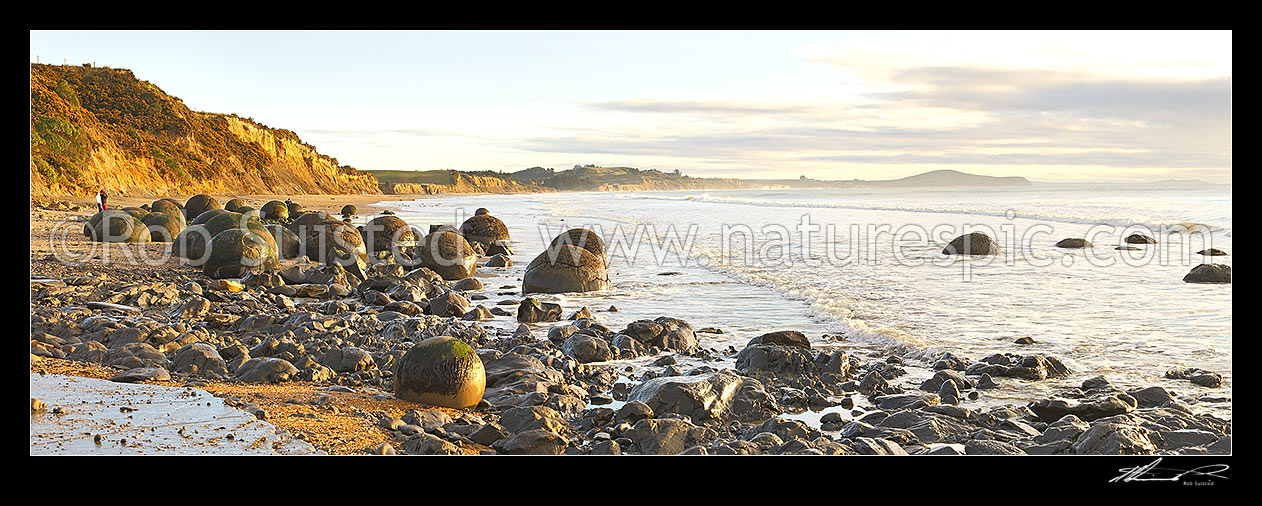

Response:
(29, 30), (1232, 183)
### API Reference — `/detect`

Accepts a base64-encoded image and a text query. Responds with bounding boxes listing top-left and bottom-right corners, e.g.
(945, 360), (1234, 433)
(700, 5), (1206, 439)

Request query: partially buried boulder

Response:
(259, 200), (289, 221)
(459, 214), (511, 247)
(522, 245), (611, 294)
(1054, 238), (1092, 249)
(300, 217), (368, 278)
(1124, 233), (1157, 244)
(942, 232), (1001, 255)
(362, 215), (418, 255)
(265, 224), (302, 259)
(184, 194), (221, 222)
(415, 230), (477, 280)
(1183, 264), (1231, 284)
(223, 198), (246, 212)
(87, 210), (149, 243)
(202, 228), (279, 279)
(151, 198), (183, 216)
(142, 212), (185, 242)
(393, 336), (486, 409)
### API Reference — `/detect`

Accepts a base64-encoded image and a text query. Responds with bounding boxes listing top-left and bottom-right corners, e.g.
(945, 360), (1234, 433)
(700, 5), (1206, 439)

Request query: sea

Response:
(370, 182), (1232, 421)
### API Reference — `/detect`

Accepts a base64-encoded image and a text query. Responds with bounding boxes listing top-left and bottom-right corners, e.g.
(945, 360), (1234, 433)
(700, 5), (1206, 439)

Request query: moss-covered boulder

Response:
(260, 200), (290, 221)
(393, 336), (485, 409)
(120, 207), (150, 221)
(362, 215), (419, 255)
(265, 224), (302, 259)
(190, 208), (230, 226)
(203, 211), (252, 238)
(299, 218), (368, 277)
(522, 244), (612, 294)
(288, 210), (331, 235)
(202, 228), (279, 279)
(416, 230), (478, 280)
(151, 198), (183, 216)
(942, 232), (1002, 256)
(184, 194), (221, 222)
(460, 214), (511, 247)
(223, 198), (246, 212)
(84, 210), (150, 243)
(172, 224), (213, 264)
(286, 201), (303, 216)
(142, 212), (185, 242)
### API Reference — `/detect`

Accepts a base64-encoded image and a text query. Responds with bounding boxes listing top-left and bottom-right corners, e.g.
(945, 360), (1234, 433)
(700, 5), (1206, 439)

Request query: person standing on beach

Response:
(95, 190), (106, 211)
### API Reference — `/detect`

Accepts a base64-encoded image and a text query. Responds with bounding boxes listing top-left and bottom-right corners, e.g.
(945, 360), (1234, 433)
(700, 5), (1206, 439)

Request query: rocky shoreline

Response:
(29, 197), (1231, 456)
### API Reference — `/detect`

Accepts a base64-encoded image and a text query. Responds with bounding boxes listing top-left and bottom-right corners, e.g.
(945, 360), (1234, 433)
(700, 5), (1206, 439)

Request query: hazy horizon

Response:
(29, 30), (1232, 184)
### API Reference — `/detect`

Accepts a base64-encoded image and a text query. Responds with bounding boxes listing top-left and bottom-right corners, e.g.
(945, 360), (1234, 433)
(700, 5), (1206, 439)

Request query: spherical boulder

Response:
(142, 212), (185, 242)
(416, 230), (478, 280)
(1183, 264), (1231, 284)
(202, 228), (279, 279)
(341, 205), (358, 216)
(121, 207), (149, 221)
(260, 200), (290, 221)
(1055, 238), (1093, 249)
(286, 201), (303, 216)
(942, 232), (1001, 256)
(299, 218), (368, 276)
(460, 214), (511, 247)
(474, 207), (490, 216)
(393, 336), (485, 409)
(87, 210), (149, 243)
(522, 244), (612, 294)
(265, 224), (302, 259)
(184, 194), (221, 222)
(190, 208), (230, 226)
(548, 228), (609, 267)
(223, 198), (246, 212)
(151, 198), (183, 216)
(288, 210), (330, 235)
(171, 224), (213, 264)
(362, 215), (419, 255)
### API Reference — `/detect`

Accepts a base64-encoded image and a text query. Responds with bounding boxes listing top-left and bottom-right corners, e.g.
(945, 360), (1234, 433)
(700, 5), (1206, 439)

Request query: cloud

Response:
(588, 99), (820, 117)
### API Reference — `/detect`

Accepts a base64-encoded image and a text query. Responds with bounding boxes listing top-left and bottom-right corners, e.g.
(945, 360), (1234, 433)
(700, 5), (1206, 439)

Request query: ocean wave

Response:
(615, 193), (1227, 235)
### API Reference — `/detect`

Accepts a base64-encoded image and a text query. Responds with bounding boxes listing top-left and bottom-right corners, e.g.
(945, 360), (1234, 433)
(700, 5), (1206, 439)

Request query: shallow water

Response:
(374, 182), (1232, 420)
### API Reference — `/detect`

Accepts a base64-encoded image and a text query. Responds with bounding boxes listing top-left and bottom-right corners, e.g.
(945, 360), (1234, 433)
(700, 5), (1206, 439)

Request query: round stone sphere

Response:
(460, 214), (510, 247)
(942, 232), (1001, 256)
(300, 217), (368, 273)
(474, 207), (490, 216)
(265, 224), (302, 259)
(151, 198), (183, 216)
(191, 208), (231, 226)
(363, 215), (418, 254)
(341, 204), (358, 216)
(223, 198), (246, 212)
(260, 200), (290, 221)
(172, 224), (213, 263)
(142, 212), (185, 242)
(288, 210), (331, 235)
(184, 194), (221, 222)
(417, 230), (478, 280)
(523, 244), (612, 294)
(202, 228), (279, 279)
(286, 201), (303, 216)
(87, 210), (150, 243)
(393, 336), (485, 409)
(548, 228), (609, 267)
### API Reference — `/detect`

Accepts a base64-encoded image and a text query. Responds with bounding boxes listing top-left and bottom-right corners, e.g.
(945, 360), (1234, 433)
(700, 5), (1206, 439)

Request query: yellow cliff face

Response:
(30, 64), (380, 198)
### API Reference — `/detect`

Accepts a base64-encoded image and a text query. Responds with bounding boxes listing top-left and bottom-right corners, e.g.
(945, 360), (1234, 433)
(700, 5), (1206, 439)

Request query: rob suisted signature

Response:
(1110, 458), (1229, 484)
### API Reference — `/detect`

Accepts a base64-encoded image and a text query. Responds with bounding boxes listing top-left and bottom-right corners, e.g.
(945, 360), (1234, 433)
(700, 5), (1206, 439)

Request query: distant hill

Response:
(30, 64), (380, 198)
(863, 169), (1032, 188)
(1144, 179), (1217, 186)
(369, 169), (554, 195)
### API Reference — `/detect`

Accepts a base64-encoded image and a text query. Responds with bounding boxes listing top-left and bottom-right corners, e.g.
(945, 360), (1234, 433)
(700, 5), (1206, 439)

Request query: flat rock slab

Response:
(29, 373), (319, 455)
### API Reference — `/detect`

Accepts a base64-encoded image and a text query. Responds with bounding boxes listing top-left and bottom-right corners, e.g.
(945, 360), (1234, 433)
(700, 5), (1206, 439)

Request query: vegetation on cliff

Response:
(30, 64), (379, 197)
